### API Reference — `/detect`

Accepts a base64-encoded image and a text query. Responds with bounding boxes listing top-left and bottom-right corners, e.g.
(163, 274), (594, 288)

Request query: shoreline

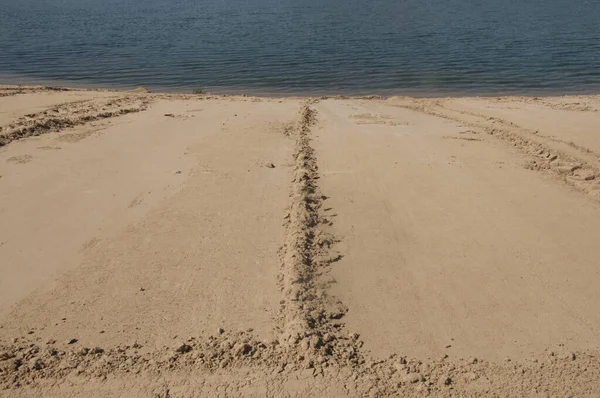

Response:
(3, 81), (600, 100)
(0, 83), (600, 100)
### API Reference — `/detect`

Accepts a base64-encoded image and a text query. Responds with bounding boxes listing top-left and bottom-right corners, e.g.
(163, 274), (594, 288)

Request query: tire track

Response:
(394, 99), (600, 202)
(0, 96), (152, 147)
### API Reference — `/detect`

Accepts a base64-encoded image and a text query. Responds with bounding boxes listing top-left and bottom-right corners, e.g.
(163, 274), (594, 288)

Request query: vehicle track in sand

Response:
(393, 99), (600, 203)
(0, 95), (152, 147)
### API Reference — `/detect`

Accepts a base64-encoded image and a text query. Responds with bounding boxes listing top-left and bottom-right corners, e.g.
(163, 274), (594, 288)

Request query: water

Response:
(1, 0), (599, 95)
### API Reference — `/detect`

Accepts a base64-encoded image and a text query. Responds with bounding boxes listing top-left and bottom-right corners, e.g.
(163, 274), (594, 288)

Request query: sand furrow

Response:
(275, 102), (367, 373)
(277, 103), (321, 342)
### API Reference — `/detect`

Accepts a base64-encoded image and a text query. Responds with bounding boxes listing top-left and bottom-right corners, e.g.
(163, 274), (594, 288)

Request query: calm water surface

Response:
(1, 0), (599, 95)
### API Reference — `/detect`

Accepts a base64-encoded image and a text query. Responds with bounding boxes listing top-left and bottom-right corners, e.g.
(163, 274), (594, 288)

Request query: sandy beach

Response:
(1, 85), (600, 397)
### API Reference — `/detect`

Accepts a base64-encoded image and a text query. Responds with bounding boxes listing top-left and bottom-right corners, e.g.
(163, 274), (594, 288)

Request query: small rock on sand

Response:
(439, 375), (452, 385)
(234, 343), (252, 357)
(176, 344), (192, 354)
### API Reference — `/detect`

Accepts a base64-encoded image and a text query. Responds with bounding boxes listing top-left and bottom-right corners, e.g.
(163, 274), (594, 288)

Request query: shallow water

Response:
(1, 0), (599, 95)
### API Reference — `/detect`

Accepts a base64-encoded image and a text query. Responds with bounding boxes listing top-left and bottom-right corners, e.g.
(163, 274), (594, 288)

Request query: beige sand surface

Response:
(1, 87), (600, 397)
(316, 98), (600, 361)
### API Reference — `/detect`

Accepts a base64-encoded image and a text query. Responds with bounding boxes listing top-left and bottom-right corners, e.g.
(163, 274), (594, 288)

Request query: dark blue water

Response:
(1, 0), (599, 95)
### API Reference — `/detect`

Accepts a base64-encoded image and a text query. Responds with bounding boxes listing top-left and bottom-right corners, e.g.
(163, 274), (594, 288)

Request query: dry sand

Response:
(1, 85), (600, 397)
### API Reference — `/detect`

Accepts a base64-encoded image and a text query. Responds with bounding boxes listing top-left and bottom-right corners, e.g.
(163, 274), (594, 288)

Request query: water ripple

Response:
(1, 0), (599, 95)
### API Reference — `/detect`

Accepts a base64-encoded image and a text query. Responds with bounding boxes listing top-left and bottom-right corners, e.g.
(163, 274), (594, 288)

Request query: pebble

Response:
(66, 338), (78, 345)
(234, 343), (252, 357)
(12, 358), (23, 371)
(266, 163), (275, 168)
(175, 344), (192, 354)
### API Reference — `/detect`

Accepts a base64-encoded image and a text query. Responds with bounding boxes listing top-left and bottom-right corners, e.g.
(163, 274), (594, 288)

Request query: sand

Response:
(1, 85), (600, 397)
